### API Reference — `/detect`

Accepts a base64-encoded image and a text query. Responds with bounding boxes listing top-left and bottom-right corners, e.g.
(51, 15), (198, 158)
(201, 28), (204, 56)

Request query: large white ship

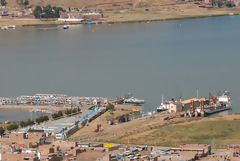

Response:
(124, 97), (144, 104)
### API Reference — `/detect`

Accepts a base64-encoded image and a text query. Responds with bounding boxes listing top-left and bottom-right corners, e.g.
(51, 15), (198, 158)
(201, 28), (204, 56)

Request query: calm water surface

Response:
(0, 109), (46, 122)
(0, 15), (240, 118)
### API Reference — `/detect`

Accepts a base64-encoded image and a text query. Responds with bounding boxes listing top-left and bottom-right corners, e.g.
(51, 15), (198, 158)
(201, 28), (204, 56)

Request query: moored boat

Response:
(156, 96), (170, 112)
(63, 25), (69, 29)
(124, 97), (144, 104)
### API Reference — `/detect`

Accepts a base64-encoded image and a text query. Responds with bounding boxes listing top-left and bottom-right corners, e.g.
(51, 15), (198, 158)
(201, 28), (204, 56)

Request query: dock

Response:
(204, 107), (231, 115)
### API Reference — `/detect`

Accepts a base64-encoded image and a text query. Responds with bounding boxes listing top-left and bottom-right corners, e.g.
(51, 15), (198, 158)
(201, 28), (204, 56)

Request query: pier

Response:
(181, 102), (232, 118)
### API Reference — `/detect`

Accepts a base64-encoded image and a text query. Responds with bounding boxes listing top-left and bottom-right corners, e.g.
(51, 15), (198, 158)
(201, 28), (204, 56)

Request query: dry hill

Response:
(70, 112), (240, 147)
(5, 0), (176, 10)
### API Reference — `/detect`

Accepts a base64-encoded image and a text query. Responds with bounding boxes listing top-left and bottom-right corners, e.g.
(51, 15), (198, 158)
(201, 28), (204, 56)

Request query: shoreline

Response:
(24, 14), (233, 27)
(1, 10), (240, 28)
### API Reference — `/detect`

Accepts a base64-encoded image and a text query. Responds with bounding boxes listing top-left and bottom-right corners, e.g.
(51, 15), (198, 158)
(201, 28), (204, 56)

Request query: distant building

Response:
(204, 0), (210, 4)
(233, 0), (240, 6)
(168, 102), (182, 113)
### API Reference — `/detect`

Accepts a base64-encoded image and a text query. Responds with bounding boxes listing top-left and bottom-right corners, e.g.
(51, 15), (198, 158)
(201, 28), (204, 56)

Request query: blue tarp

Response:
(83, 107), (99, 119)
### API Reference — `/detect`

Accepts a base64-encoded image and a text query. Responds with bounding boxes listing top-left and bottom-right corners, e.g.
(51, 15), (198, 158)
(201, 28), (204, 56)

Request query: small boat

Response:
(156, 96), (169, 112)
(8, 25), (16, 29)
(63, 25), (69, 29)
(156, 105), (168, 112)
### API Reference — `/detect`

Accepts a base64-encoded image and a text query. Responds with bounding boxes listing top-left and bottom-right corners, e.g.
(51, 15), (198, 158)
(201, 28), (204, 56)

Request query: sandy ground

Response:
(104, 5), (240, 23)
(70, 109), (192, 142)
(75, 150), (105, 161)
(70, 104), (144, 141)
(0, 18), (62, 27)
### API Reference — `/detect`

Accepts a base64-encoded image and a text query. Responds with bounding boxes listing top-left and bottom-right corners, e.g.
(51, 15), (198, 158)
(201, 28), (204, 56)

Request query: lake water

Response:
(1, 15), (240, 117)
(0, 109), (46, 122)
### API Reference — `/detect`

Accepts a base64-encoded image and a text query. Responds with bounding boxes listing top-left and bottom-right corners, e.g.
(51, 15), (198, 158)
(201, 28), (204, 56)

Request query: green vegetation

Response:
(226, 1), (235, 8)
(0, 127), (4, 135)
(211, 0), (235, 8)
(23, 0), (29, 7)
(0, 0), (7, 6)
(33, 6), (42, 18)
(33, 5), (63, 18)
(20, 119), (35, 127)
(130, 110), (141, 115)
(35, 116), (49, 124)
(106, 103), (115, 111)
(88, 106), (96, 110)
(52, 111), (63, 119)
(0, 115), (50, 132)
(127, 120), (240, 147)
(64, 108), (79, 115)
(134, 104), (142, 106)
(6, 123), (19, 131)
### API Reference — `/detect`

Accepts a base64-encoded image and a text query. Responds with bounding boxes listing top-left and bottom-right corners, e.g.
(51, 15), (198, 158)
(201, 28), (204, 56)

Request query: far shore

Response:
(1, 7), (240, 27)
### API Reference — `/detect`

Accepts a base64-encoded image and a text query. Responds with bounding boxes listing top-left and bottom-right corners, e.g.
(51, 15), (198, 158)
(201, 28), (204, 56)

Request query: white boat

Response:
(156, 96), (169, 112)
(1, 26), (8, 30)
(8, 25), (16, 29)
(217, 91), (231, 108)
(63, 25), (69, 29)
(124, 97), (144, 104)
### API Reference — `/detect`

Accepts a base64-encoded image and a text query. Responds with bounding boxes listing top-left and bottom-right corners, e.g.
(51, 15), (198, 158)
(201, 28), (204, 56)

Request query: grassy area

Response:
(124, 119), (240, 147)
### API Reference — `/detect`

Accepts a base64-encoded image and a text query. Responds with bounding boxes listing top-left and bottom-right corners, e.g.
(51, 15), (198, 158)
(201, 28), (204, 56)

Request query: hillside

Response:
(70, 112), (240, 148)
(4, 0), (175, 9)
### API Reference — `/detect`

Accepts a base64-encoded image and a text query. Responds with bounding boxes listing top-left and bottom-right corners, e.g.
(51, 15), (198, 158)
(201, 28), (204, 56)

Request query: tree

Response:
(58, 111), (63, 117)
(26, 119), (34, 126)
(23, 0), (29, 6)
(6, 123), (19, 131)
(52, 6), (63, 18)
(33, 6), (42, 18)
(217, 0), (224, 7)
(20, 121), (26, 127)
(43, 5), (53, 18)
(20, 119), (35, 127)
(65, 109), (71, 115)
(35, 115), (49, 124)
(0, 127), (4, 135)
(1, 0), (7, 6)
(106, 103), (115, 111)
(72, 108), (77, 113)
(226, 1), (235, 7)
(52, 111), (63, 119)
(33, 5), (63, 18)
